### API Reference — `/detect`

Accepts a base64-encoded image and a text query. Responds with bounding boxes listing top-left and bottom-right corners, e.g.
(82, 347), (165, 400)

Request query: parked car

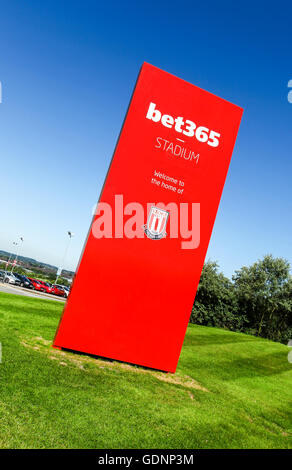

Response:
(37, 280), (53, 294)
(13, 273), (34, 289)
(27, 278), (44, 291)
(0, 270), (5, 281)
(3, 272), (21, 285)
(51, 285), (66, 297)
(62, 286), (70, 297)
(55, 284), (70, 297)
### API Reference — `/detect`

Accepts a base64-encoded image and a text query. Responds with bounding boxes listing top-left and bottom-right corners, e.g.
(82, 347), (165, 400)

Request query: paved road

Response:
(0, 282), (66, 302)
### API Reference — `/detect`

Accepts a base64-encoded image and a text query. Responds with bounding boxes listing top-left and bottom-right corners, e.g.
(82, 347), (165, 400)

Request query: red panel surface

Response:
(53, 63), (243, 372)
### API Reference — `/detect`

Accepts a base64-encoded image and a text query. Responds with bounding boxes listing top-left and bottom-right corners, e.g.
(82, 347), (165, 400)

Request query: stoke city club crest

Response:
(143, 206), (169, 240)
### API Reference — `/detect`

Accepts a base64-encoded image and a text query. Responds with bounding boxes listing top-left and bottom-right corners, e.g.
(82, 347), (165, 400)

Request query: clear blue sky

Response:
(0, 0), (291, 277)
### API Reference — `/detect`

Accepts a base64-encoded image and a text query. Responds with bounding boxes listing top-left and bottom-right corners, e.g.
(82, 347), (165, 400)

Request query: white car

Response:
(4, 272), (21, 285)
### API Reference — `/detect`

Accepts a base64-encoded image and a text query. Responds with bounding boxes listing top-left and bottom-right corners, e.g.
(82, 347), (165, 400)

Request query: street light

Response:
(55, 231), (74, 284)
(4, 241), (18, 276)
(11, 237), (24, 273)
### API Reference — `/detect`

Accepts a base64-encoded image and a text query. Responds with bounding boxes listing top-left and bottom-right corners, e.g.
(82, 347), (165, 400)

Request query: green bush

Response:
(190, 261), (247, 332)
(191, 256), (292, 344)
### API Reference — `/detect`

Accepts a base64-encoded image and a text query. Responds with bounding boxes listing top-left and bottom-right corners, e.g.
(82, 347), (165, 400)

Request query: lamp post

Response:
(11, 237), (24, 273)
(4, 241), (18, 276)
(55, 231), (74, 284)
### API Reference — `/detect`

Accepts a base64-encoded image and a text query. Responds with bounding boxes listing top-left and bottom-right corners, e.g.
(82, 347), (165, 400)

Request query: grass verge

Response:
(0, 292), (291, 448)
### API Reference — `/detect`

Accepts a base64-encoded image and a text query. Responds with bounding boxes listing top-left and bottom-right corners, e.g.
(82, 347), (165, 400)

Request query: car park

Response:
(0, 270), (68, 299)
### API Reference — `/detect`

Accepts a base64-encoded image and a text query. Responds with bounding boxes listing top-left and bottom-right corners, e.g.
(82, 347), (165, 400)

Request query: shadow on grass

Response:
(183, 350), (292, 380)
(184, 330), (257, 347)
(219, 351), (292, 380)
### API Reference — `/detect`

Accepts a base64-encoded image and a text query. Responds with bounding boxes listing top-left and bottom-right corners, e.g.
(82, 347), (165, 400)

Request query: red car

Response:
(51, 285), (66, 297)
(28, 278), (43, 291)
(37, 280), (53, 294)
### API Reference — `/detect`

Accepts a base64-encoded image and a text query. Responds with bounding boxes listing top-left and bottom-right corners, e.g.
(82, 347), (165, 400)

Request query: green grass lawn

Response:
(0, 292), (291, 449)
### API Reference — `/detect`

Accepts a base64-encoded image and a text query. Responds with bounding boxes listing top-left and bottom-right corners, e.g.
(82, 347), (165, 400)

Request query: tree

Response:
(191, 261), (245, 331)
(233, 255), (292, 342)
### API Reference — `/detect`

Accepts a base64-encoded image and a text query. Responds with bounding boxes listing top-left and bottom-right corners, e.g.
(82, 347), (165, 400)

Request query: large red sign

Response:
(53, 63), (243, 372)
